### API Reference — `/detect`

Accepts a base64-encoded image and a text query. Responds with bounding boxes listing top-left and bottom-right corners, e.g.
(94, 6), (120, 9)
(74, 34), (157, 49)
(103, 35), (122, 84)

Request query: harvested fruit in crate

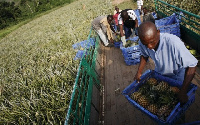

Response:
(130, 78), (179, 121)
(147, 104), (159, 115)
(156, 81), (169, 92)
(137, 95), (150, 108)
(115, 34), (121, 42)
(146, 78), (158, 86)
(130, 91), (142, 101)
(125, 40), (132, 48)
(125, 40), (139, 48)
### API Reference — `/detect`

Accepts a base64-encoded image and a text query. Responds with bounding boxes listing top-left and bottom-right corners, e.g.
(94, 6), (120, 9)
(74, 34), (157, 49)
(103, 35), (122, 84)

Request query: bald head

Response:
(138, 21), (160, 50)
(138, 21), (157, 39)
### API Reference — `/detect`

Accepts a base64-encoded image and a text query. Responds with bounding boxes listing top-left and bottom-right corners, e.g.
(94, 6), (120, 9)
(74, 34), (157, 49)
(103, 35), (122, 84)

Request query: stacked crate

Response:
(155, 14), (181, 37)
(120, 36), (141, 65)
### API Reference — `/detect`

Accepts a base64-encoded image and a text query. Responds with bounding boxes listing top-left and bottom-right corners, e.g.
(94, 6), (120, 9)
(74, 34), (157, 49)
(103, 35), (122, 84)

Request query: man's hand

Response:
(110, 38), (114, 44)
(115, 32), (120, 35)
(177, 89), (188, 105)
(121, 36), (126, 46)
(134, 72), (142, 83)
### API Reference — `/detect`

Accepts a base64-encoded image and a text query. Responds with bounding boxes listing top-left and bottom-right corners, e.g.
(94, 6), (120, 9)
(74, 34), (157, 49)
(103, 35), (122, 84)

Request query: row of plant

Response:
(0, 0), (74, 30)
(0, 0), (112, 124)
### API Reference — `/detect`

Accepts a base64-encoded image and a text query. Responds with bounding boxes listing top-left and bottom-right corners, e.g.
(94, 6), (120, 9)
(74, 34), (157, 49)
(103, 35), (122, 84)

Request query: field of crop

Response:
(0, 0), (112, 124)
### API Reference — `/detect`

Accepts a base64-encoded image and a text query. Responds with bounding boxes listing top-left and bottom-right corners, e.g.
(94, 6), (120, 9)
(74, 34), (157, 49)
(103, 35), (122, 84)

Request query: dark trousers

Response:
(124, 25), (138, 39)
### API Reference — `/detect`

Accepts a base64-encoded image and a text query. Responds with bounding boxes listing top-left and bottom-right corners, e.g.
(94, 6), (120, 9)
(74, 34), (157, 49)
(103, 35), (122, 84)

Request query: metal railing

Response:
(154, 0), (200, 52)
(65, 28), (101, 125)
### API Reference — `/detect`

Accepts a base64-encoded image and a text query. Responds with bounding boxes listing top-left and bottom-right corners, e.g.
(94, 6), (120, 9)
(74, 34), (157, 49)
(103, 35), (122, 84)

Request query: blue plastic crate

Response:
(120, 42), (141, 65)
(114, 41), (122, 48)
(158, 23), (181, 37)
(155, 15), (179, 27)
(124, 58), (140, 65)
(122, 51), (141, 60)
(72, 37), (95, 50)
(122, 70), (197, 125)
(74, 50), (87, 60)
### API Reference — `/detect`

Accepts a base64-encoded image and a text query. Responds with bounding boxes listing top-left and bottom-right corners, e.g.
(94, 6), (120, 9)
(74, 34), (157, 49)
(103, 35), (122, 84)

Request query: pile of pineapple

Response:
(125, 39), (139, 48)
(130, 78), (180, 121)
(114, 34), (121, 42)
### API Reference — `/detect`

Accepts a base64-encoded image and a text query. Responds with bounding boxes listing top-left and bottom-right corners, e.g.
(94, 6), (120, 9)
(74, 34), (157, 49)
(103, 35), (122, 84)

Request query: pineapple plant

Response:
(146, 78), (158, 86)
(147, 90), (159, 103)
(130, 91), (142, 102)
(138, 83), (150, 95)
(156, 81), (169, 92)
(147, 104), (159, 115)
(137, 95), (150, 108)
(169, 86), (180, 94)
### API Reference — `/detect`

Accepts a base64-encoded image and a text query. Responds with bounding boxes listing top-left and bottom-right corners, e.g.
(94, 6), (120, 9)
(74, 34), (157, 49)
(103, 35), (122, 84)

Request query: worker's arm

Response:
(135, 19), (139, 36)
(178, 67), (196, 104)
(134, 55), (149, 82)
(119, 24), (124, 37)
(119, 24), (126, 46)
(135, 19), (138, 28)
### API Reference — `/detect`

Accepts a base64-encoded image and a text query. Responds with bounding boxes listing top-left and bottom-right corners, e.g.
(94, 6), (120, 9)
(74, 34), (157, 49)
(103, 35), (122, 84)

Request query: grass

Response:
(112, 0), (137, 10)
(0, 0), (112, 124)
(0, 1), (73, 40)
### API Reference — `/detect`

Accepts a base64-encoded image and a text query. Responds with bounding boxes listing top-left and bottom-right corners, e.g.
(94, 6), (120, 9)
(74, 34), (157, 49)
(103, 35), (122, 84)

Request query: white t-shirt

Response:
(118, 10), (137, 25)
(137, 0), (143, 9)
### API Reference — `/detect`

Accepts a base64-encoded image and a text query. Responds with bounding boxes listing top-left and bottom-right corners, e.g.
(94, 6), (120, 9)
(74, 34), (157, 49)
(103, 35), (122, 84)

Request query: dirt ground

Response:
(112, 0), (130, 5)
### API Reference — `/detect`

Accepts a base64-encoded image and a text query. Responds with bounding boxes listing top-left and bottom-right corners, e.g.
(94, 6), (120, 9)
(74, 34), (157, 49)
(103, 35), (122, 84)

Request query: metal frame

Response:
(65, 28), (101, 125)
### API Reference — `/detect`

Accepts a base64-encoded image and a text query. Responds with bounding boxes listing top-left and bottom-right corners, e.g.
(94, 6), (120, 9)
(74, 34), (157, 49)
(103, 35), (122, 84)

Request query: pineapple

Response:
(146, 78), (158, 86)
(157, 105), (171, 121)
(125, 40), (132, 48)
(156, 81), (169, 92)
(147, 104), (159, 115)
(138, 95), (150, 108)
(115, 34), (121, 42)
(130, 91), (142, 102)
(169, 86), (180, 94)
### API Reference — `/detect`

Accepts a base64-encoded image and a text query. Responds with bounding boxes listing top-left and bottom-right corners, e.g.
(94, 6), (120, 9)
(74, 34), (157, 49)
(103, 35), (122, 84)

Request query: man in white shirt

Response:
(118, 9), (139, 46)
(137, 0), (143, 14)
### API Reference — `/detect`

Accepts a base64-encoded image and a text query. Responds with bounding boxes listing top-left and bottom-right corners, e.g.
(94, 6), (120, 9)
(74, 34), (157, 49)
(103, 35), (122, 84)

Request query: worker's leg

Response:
(96, 29), (109, 46)
(124, 26), (132, 39)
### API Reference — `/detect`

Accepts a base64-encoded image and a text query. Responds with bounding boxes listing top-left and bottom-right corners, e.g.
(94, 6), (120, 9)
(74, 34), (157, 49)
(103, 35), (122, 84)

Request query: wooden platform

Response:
(100, 44), (200, 125)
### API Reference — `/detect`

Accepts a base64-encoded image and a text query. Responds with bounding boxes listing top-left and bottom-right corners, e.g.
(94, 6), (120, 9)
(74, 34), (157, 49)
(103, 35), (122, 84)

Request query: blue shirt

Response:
(139, 33), (198, 81)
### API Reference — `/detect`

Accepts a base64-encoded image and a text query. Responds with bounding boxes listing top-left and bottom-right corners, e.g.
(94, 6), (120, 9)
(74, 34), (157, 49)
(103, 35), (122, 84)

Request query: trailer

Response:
(65, 0), (200, 124)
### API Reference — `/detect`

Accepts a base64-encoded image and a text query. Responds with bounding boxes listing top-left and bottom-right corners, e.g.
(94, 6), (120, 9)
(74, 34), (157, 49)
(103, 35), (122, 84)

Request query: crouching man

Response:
(92, 15), (116, 47)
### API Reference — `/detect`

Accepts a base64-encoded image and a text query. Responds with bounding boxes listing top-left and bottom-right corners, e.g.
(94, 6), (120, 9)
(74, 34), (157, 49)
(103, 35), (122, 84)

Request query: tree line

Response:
(0, 0), (72, 29)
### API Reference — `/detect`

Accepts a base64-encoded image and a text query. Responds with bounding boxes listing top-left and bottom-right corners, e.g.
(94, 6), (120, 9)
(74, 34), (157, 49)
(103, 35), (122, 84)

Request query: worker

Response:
(118, 9), (139, 46)
(113, 6), (122, 15)
(92, 15), (116, 47)
(137, 0), (143, 15)
(142, 7), (155, 23)
(135, 21), (198, 104)
(113, 6), (122, 31)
